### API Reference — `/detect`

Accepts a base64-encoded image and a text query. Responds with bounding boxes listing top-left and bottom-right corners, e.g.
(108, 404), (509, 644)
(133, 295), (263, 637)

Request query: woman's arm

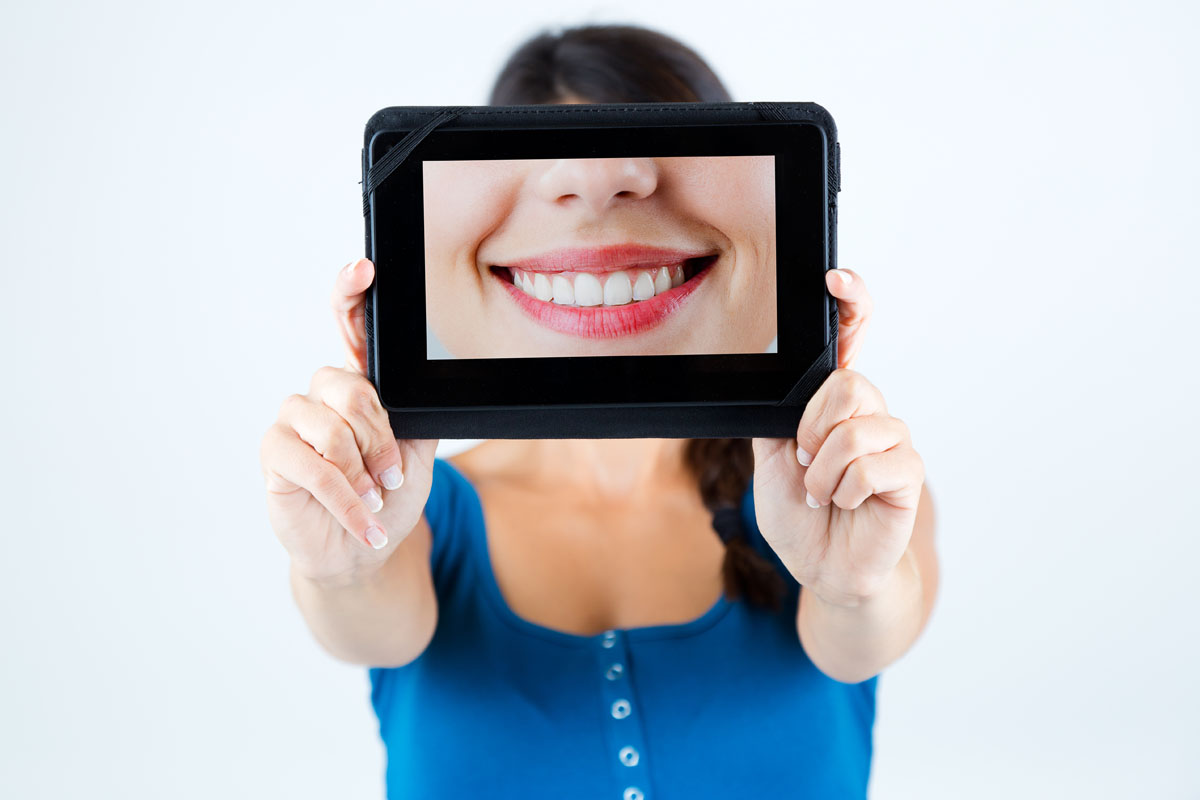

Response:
(751, 367), (932, 685)
(796, 482), (938, 683)
(261, 257), (443, 668)
(289, 515), (439, 667)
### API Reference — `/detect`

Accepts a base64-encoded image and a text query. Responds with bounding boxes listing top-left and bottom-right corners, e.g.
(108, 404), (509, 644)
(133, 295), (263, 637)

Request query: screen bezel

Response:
(368, 121), (829, 410)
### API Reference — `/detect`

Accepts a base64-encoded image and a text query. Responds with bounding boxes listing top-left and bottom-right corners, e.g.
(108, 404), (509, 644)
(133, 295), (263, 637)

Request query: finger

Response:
(794, 368), (887, 468)
(262, 422), (388, 550)
(829, 446), (925, 511)
(330, 257), (375, 376)
(825, 269), (873, 370)
(309, 366), (405, 493)
(279, 392), (383, 512)
(802, 414), (911, 506)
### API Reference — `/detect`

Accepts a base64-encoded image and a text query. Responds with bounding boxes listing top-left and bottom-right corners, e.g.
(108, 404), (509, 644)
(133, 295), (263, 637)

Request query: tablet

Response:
(361, 101), (840, 439)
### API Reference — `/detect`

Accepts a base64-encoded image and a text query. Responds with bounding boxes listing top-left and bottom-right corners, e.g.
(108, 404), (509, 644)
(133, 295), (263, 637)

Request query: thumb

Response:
(751, 436), (789, 466)
(752, 436), (821, 509)
(330, 257), (375, 376)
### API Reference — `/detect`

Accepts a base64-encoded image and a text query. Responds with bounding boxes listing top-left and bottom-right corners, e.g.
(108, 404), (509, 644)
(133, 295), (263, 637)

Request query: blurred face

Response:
(422, 154), (776, 358)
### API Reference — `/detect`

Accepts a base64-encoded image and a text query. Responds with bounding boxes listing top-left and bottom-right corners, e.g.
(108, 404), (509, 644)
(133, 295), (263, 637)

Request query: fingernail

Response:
(834, 269), (852, 285)
(360, 486), (383, 513)
(380, 465), (403, 491)
(806, 491), (820, 509)
(344, 258), (361, 275)
(796, 446), (814, 466)
(365, 525), (388, 550)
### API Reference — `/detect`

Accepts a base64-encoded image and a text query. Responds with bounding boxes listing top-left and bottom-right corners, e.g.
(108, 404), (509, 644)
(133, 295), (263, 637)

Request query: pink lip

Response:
(493, 251), (719, 340)
(500, 244), (717, 274)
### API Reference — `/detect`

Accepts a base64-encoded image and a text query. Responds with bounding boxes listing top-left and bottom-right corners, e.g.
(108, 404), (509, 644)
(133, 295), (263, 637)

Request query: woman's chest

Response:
(469, 481), (729, 637)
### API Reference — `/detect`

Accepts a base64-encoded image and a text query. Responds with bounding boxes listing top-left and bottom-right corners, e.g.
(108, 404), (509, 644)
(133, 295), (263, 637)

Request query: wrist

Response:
(806, 549), (920, 611)
(290, 556), (387, 592)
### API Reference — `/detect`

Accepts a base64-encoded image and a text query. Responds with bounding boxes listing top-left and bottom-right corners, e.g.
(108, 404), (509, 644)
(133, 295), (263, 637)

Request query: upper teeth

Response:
(512, 266), (686, 306)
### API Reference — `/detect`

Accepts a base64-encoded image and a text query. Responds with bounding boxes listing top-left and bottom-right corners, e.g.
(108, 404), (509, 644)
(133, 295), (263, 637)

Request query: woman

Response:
(260, 23), (938, 799)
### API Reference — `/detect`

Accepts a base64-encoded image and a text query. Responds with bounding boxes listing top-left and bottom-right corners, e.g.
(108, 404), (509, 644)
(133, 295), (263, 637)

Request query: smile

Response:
(489, 244), (719, 339)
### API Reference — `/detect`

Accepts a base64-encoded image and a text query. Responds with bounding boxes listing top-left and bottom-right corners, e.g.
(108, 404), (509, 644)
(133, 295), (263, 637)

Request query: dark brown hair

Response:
(488, 23), (787, 613)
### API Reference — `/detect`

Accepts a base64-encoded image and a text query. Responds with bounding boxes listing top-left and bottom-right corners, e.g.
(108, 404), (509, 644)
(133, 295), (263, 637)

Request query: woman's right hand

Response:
(259, 257), (439, 586)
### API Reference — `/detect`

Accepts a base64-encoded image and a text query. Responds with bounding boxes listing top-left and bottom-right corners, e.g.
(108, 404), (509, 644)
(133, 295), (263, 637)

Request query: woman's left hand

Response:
(750, 368), (925, 607)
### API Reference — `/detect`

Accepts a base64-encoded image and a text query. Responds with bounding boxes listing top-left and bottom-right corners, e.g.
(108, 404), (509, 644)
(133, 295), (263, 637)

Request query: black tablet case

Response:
(361, 101), (840, 440)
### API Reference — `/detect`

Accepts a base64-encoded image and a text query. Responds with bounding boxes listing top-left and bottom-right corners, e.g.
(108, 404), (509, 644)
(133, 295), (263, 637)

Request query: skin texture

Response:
(260, 253), (939, 682)
(422, 154), (777, 358)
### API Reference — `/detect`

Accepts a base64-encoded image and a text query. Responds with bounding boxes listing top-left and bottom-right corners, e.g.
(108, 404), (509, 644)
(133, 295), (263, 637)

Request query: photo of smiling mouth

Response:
(489, 244), (720, 339)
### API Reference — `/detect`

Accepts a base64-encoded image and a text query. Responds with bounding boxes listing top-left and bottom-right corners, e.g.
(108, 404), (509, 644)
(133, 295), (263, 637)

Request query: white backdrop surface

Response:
(1, 0), (1197, 797)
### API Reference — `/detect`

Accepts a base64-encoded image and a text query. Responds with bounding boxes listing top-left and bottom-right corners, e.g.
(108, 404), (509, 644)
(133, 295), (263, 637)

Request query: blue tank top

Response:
(368, 458), (877, 799)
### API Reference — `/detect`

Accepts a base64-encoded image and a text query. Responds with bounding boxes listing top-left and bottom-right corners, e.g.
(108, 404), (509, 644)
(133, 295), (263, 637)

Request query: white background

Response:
(2, 0), (1197, 797)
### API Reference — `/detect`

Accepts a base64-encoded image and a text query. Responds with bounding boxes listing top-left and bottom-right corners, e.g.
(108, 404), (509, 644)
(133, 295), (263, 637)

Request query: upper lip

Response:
(498, 243), (717, 274)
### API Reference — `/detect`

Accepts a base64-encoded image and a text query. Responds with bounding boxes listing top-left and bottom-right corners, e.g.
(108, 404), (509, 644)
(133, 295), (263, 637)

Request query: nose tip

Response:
(536, 157), (658, 214)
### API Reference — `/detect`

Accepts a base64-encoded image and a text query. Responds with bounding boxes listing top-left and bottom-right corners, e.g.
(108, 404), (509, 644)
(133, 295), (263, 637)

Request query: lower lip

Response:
(494, 258), (716, 339)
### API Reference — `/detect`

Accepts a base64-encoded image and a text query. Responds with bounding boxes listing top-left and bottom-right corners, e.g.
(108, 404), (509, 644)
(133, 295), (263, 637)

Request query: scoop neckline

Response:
(440, 458), (734, 648)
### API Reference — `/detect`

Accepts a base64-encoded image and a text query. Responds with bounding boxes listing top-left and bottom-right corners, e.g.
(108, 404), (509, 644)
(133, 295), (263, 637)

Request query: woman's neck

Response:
(459, 438), (691, 502)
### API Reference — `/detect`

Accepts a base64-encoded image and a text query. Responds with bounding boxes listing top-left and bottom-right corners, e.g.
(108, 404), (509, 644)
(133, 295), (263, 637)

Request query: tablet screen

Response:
(421, 155), (777, 359)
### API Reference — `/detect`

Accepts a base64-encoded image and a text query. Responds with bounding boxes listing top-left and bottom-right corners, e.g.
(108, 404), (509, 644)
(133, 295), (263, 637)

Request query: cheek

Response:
(423, 163), (524, 344)
(667, 156), (775, 270)
(423, 163), (516, 278)
(422, 164), (520, 351)
(669, 158), (776, 313)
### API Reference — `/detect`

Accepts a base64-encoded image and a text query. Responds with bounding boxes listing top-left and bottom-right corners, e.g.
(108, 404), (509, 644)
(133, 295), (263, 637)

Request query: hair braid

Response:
(683, 438), (787, 612)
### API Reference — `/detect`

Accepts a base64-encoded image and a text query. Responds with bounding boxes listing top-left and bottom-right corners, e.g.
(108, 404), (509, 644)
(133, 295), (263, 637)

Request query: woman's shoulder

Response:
(423, 456), (483, 586)
(424, 456), (475, 524)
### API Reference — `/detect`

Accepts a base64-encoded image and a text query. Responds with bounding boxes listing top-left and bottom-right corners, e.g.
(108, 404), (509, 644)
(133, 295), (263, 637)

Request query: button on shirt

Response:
(368, 459), (878, 799)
